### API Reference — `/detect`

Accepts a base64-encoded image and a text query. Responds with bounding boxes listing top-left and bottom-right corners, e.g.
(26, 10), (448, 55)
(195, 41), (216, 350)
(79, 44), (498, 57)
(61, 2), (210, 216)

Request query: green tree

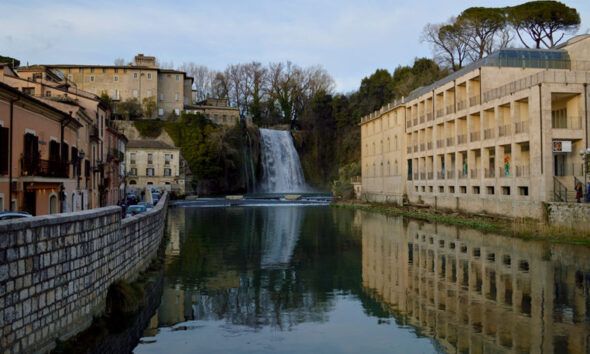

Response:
(142, 96), (157, 118)
(0, 55), (20, 69)
(508, 1), (580, 48)
(116, 98), (143, 120)
(457, 7), (510, 60)
(422, 20), (471, 71)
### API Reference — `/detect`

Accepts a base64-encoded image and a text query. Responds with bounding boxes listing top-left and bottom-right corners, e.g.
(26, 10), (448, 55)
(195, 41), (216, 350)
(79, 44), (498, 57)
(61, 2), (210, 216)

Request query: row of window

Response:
(129, 153), (174, 165)
(128, 167), (173, 177)
(67, 69), (181, 81)
(411, 184), (529, 196)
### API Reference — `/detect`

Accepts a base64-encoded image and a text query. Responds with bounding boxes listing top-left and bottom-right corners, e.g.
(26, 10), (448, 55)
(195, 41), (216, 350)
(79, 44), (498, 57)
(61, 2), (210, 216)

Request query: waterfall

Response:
(258, 128), (308, 193)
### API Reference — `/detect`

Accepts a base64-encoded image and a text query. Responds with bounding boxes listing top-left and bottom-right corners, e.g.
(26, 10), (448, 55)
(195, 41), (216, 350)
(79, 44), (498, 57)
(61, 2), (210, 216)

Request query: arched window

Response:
(395, 136), (398, 151)
(380, 162), (383, 177)
(49, 194), (58, 214)
(387, 137), (390, 152)
(387, 161), (391, 176)
(380, 140), (383, 153)
(395, 160), (399, 175)
(129, 180), (137, 185)
(372, 163), (376, 177)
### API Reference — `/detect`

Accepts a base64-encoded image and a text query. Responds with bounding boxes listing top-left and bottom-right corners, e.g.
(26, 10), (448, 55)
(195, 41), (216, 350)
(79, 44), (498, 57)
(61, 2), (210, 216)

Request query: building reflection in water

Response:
(150, 206), (331, 332)
(361, 212), (590, 354)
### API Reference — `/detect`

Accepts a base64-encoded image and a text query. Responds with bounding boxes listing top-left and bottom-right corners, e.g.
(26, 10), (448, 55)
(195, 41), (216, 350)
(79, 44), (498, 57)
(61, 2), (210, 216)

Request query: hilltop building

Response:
(185, 98), (240, 126)
(18, 54), (194, 119)
(360, 35), (590, 219)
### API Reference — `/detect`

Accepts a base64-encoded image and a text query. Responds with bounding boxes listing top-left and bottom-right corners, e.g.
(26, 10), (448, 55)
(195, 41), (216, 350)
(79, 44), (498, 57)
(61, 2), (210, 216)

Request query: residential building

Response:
(126, 140), (184, 194)
(0, 81), (82, 215)
(360, 35), (590, 219)
(185, 98), (240, 126)
(18, 54), (194, 119)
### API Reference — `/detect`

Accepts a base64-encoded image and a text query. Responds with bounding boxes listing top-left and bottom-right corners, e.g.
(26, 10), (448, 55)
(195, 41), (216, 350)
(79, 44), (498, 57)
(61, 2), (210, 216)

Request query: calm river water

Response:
(134, 205), (590, 354)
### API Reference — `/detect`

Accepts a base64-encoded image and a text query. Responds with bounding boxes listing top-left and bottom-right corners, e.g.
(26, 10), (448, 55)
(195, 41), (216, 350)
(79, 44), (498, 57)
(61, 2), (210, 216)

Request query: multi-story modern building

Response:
(185, 98), (240, 126)
(19, 54), (194, 119)
(126, 140), (184, 194)
(360, 35), (590, 219)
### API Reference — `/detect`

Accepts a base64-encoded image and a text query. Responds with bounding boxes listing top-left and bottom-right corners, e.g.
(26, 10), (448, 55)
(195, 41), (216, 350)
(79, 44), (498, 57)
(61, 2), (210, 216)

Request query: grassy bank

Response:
(334, 201), (590, 246)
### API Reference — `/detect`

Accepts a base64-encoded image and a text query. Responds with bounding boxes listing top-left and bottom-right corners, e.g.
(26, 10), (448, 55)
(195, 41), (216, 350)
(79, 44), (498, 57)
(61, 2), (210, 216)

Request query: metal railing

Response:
(427, 172), (434, 180)
(514, 121), (529, 134)
(484, 128), (495, 140)
(21, 158), (69, 178)
(426, 112), (433, 121)
(470, 131), (480, 142)
(446, 105), (455, 115)
(554, 176), (568, 202)
(420, 143), (425, 152)
(515, 165), (530, 177)
(447, 170), (455, 179)
(498, 124), (512, 137)
(446, 137), (455, 146)
(457, 134), (467, 145)
(469, 95), (480, 107)
(458, 169), (468, 179)
(437, 171), (446, 180)
(419, 115), (425, 124)
(484, 168), (495, 178)
(436, 108), (445, 118)
(436, 139), (445, 148)
(552, 116), (583, 129)
(498, 166), (511, 178)
(470, 169), (479, 178)
(457, 100), (467, 111)
(427, 142), (433, 150)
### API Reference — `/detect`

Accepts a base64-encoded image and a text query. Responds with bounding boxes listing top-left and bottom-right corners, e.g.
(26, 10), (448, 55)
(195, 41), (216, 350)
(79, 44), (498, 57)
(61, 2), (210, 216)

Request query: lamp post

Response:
(580, 148), (590, 202)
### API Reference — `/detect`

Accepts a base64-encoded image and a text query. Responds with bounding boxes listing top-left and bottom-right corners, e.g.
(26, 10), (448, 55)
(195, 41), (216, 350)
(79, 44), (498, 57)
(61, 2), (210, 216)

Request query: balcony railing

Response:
(413, 118), (418, 126)
(427, 142), (433, 150)
(457, 134), (467, 145)
(484, 128), (495, 140)
(426, 112), (433, 121)
(457, 100), (467, 111)
(552, 116), (582, 129)
(436, 108), (445, 118)
(458, 169), (468, 179)
(427, 172), (433, 180)
(21, 158), (69, 178)
(446, 137), (455, 146)
(514, 120), (529, 134)
(420, 143), (425, 152)
(420, 172), (426, 180)
(407, 146), (412, 154)
(406, 120), (412, 128)
(470, 131), (480, 142)
(484, 168), (495, 178)
(437, 172), (445, 180)
(446, 170), (455, 179)
(515, 165), (530, 177)
(446, 105), (455, 115)
(470, 169), (479, 178)
(413, 145), (418, 152)
(469, 95), (480, 107)
(413, 173), (419, 180)
(419, 115), (425, 124)
(498, 124), (511, 137)
(436, 139), (445, 148)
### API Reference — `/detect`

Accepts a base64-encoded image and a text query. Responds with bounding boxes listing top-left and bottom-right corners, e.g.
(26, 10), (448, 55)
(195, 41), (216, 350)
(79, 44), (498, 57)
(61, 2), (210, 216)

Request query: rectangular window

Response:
(102, 68), (106, 73)
(502, 186), (510, 195)
(164, 154), (171, 165)
(89, 75), (95, 82)
(146, 168), (154, 176)
(159, 93), (164, 101)
(147, 73), (152, 80)
(45, 90), (51, 97)
(158, 108), (164, 116)
(0, 126), (9, 174)
(129, 167), (137, 176)
(519, 186), (529, 196)
(175, 93), (179, 101)
(22, 87), (34, 95)
(164, 168), (171, 176)
(473, 186), (480, 194)
(114, 75), (119, 82)
(147, 153), (153, 164)
(130, 153), (136, 164)
(133, 72), (138, 79)
(175, 74), (180, 81)
(487, 186), (495, 195)
(90, 68), (95, 73)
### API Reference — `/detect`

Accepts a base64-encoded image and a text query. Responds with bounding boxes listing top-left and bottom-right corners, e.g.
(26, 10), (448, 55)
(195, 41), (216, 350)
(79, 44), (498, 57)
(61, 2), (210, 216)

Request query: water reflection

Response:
(260, 207), (302, 268)
(361, 212), (590, 354)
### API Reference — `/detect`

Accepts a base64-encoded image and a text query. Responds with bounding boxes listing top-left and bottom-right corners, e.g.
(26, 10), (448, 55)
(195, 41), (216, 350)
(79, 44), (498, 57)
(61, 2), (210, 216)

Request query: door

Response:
(24, 189), (36, 216)
(554, 154), (566, 176)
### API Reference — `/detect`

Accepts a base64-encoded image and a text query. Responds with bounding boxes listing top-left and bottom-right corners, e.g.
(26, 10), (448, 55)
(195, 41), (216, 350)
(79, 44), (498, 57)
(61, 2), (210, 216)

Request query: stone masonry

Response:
(0, 194), (168, 354)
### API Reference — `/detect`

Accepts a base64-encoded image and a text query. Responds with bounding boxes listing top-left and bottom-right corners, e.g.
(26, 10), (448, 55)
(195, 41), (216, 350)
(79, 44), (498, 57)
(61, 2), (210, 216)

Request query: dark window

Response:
(0, 127), (8, 174)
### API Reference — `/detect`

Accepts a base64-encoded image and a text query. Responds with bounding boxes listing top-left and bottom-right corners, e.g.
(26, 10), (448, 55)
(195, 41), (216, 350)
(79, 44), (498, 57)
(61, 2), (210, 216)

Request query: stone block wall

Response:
(0, 194), (168, 354)
(546, 202), (590, 230)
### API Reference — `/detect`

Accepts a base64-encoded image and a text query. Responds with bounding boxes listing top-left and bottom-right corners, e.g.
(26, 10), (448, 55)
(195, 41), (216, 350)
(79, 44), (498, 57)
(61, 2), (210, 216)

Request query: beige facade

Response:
(360, 35), (590, 218)
(126, 140), (185, 194)
(185, 98), (240, 126)
(19, 54), (193, 119)
(361, 211), (590, 354)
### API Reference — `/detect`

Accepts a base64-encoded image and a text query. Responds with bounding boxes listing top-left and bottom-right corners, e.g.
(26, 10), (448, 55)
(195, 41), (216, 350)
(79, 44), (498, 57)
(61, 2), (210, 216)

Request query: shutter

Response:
(0, 127), (8, 174)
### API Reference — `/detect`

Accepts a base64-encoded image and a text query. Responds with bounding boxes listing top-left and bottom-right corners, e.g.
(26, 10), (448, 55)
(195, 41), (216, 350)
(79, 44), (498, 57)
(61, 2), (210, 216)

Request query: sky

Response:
(1, 0), (589, 93)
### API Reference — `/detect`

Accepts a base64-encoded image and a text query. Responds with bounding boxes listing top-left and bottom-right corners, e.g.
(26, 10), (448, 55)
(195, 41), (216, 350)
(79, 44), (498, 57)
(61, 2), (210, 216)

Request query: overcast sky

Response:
(2, 0), (589, 93)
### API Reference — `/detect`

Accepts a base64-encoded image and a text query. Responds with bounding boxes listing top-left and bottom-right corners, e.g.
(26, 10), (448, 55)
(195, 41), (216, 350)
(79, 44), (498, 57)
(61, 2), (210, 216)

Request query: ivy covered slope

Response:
(134, 113), (260, 195)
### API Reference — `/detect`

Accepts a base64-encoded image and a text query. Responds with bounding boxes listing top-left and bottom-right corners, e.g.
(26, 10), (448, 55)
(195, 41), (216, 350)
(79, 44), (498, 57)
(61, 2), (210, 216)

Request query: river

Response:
(133, 205), (590, 354)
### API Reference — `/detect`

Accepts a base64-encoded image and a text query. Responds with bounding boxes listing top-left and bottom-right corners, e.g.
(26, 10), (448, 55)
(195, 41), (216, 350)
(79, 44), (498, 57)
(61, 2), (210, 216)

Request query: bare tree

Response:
(178, 63), (216, 102)
(422, 20), (470, 71)
(114, 58), (126, 66)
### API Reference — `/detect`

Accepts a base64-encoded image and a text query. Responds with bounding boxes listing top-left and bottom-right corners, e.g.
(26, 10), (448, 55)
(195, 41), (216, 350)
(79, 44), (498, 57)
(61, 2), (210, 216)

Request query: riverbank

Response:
(334, 200), (590, 246)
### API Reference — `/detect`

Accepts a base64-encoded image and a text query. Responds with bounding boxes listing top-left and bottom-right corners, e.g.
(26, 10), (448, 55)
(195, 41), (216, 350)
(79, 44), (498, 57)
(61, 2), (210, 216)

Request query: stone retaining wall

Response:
(546, 202), (590, 230)
(0, 194), (168, 354)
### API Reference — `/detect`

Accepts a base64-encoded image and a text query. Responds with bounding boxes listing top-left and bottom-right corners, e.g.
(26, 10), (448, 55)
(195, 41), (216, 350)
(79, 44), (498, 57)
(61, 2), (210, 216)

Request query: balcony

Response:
(514, 121), (529, 134)
(406, 120), (412, 128)
(420, 143), (425, 152)
(413, 145), (419, 152)
(436, 139), (445, 149)
(458, 169), (468, 179)
(107, 148), (124, 162)
(484, 168), (495, 178)
(427, 142), (432, 150)
(420, 172), (426, 180)
(470, 131), (480, 142)
(436, 108), (445, 118)
(446, 137), (455, 146)
(419, 115), (425, 124)
(413, 173), (419, 180)
(470, 169), (479, 178)
(484, 128), (495, 140)
(446, 170), (455, 179)
(446, 105), (455, 115)
(515, 165), (530, 177)
(457, 134), (467, 145)
(426, 112), (433, 121)
(90, 125), (99, 140)
(498, 124), (511, 137)
(437, 172), (445, 179)
(469, 95), (480, 107)
(427, 172), (433, 180)
(407, 146), (412, 154)
(21, 158), (69, 178)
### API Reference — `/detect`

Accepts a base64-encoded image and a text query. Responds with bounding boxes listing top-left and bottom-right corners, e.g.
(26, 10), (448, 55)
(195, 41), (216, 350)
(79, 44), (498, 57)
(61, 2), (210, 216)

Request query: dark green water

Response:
(134, 206), (590, 354)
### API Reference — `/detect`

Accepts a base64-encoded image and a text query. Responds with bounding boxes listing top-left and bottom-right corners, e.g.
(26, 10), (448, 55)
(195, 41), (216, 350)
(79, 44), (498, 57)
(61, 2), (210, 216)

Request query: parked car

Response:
(138, 202), (153, 210)
(152, 192), (161, 205)
(126, 193), (139, 205)
(0, 211), (32, 221)
(125, 205), (147, 218)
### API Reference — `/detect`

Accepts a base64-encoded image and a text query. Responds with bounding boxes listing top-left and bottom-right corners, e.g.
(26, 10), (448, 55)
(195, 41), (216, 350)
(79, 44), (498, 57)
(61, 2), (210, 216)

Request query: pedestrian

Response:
(575, 182), (583, 203)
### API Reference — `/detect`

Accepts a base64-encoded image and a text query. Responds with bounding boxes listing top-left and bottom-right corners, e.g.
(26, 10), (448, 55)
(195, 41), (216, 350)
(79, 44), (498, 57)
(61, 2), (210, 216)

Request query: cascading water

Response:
(258, 128), (308, 193)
